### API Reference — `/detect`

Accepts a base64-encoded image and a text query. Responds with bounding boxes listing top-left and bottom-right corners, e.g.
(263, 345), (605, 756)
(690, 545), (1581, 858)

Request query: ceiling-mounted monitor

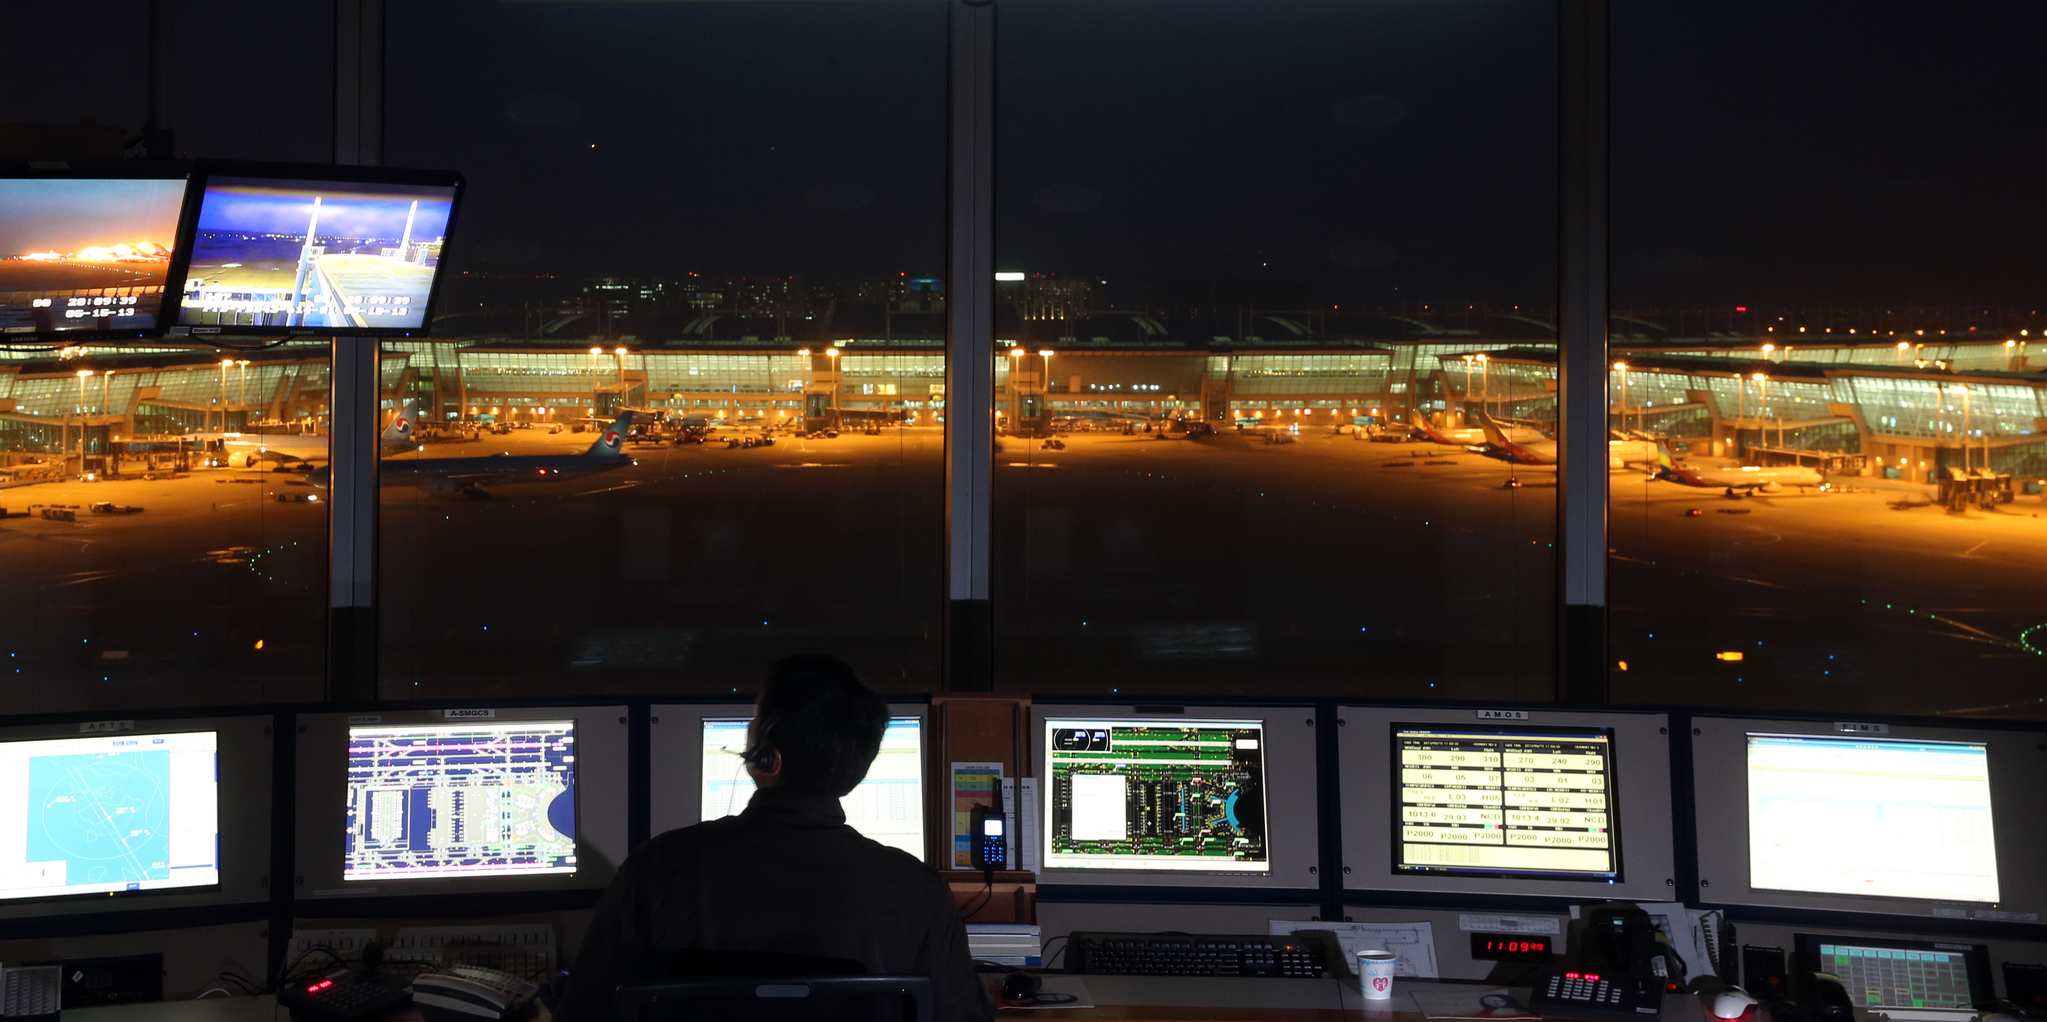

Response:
(169, 162), (462, 338)
(0, 164), (193, 340)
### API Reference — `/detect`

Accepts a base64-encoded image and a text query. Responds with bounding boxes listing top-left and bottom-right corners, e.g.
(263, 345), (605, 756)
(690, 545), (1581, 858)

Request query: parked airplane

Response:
(310, 411), (636, 496)
(1473, 413), (1660, 469)
(1411, 416), (1547, 448)
(1654, 442), (1822, 496)
(215, 400), (420, 468)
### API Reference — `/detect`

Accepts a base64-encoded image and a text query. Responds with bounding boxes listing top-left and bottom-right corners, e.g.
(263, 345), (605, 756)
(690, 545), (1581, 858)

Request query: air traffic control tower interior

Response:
(7, 2), (2047, 1020)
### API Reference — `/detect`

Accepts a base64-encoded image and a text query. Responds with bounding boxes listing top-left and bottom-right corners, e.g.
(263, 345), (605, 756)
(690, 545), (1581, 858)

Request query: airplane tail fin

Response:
(381, 398), (418, 446)
(587, 411), (633, 458)
(1653, 441), (1698, 483)
(1476, 411), (1510, 448)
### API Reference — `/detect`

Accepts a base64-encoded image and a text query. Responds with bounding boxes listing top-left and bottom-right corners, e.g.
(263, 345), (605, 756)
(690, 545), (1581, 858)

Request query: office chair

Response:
(610, 974), (933, 1022)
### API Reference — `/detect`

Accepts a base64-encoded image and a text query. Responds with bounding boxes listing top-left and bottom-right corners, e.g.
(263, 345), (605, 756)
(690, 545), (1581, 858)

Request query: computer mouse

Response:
(1710, 989), (1761, 1020)
(1976, 1013), (2022, 1022)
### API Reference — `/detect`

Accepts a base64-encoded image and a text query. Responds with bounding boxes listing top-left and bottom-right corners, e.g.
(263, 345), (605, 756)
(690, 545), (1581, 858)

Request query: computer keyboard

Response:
(289, 924), (558, 981)
(1068, 932), (1328, 978)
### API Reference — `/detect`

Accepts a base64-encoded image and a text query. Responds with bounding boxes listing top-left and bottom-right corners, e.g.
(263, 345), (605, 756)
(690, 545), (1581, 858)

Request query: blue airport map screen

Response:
(0, 731), (219, 901)
(344, 721), (577, 881)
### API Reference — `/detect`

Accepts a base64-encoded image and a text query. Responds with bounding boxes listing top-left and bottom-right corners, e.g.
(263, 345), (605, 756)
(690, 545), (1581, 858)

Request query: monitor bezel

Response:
(293, 705), (627, 900)
(0, 713), (270, 919)
(1029, 702), (1321, 891)
(0, 161), (198, 342)
(1792, 932), (1993, 1010)
(163, 160), (465, 340)
(1338, 705), (1676, 901)
(1691, 715), (2047, 923)
(1387, 720), (1626, 885)
(648, 702), (930, 863)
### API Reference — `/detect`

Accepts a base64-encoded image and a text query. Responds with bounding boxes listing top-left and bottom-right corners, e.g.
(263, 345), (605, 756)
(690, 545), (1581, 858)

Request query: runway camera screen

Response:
(177, 174), (456, 333)
(1043, 718), (1268, 873)
(0, 175), (191, 336)
(1394, 724), (1622, 881)
(345, 721), (576, 881)
(0, 731), (219, 901)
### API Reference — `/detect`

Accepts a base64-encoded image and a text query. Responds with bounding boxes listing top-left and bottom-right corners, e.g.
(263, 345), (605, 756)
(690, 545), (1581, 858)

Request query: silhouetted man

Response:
(557, 656), (992, 1021)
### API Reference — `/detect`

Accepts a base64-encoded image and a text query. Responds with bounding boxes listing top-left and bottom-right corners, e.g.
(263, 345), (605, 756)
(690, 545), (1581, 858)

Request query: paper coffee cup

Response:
(1357, 949), (1398, 1001)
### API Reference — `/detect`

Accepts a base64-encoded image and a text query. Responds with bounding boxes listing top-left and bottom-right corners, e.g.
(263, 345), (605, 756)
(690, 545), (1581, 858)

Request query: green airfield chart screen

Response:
(1393, 724), (1622, 881)
(1044, 718), (1269, 873)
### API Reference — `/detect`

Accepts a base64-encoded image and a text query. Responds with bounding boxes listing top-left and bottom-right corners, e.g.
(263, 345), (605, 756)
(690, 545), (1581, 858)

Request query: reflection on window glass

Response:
(1610, 3), (2047, 716)
(379, 1), (945, 697)
(993, 1), (1559, 696)
(0, 343), (331, 712)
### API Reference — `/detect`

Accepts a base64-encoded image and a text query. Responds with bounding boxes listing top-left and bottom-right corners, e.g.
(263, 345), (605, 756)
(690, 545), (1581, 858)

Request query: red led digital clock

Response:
(1470, 932), (1555, 962)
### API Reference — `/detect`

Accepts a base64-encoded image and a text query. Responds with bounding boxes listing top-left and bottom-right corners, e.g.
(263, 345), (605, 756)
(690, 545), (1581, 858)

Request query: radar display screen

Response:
(1042, 718), (1268, 873)
(1393, 724), (1622, 882)
(0, 730), (219, 901)
(345, 721), (576, 881)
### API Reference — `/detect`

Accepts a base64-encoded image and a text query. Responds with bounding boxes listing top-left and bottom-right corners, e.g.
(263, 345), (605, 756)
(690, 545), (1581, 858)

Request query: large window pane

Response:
(380, 1), (946, 697)
(1610, 3), (2047, 716)
(994, 1), (1559, 697)
(0, 343), (332, 712)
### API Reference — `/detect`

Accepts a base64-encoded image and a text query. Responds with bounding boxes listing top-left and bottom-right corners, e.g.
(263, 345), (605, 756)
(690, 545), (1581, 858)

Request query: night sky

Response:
(0, 178), (187, 254)
(14, 0), (2047, 311)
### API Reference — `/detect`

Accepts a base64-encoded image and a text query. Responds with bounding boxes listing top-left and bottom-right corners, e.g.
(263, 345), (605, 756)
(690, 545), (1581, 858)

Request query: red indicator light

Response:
(307, 984), (319, 992)
(1735, 306), (1747, 312)
(1566, 973), (1580, 979)
(1586, 974), (1601, 981)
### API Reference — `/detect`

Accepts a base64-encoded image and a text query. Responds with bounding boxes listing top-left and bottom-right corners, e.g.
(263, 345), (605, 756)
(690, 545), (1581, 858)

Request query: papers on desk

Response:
(1408, 986), (1541, 1020)
(1268, 920), (1439, 978)
(1637, 902), (1724, 979)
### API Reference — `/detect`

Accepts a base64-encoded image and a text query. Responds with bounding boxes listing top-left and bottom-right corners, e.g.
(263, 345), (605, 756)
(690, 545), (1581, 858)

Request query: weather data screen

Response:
(1394, 725), (1622, 881)
(1748, 734), (1999, 903)
(345, 722), (576, 881)
(1043, 718), (1269, 873)
(700, 717), (924, 860)
(177, 176), (455, 332)
(0, 176), (190, 335)
(0, 731), (219, 901)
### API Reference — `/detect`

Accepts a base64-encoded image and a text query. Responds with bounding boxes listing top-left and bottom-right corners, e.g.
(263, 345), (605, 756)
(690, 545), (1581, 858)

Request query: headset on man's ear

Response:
(742, 709), (782, 773)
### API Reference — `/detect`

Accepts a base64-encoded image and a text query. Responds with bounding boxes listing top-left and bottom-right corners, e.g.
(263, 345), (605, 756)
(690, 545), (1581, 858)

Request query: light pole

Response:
(1612, 361), (1629, 435)
(1009, 348), (1027, 432)
(1475, 353), (1489, 415)
(1751, 372), (1768, 453)
(589, 346), (603, 413)
(797, 348), (812, 427)
(1896, 340), (1910, 366)
(219, 358), (234, 431)
(1953, 386), (1973, 473)
(75, 369), (94, 464)
(825, 346), (841, 426)
(1761, 342), (1776, 363)
(2006, 339), (2019, 372)
(236, 359), (250, 416)
(1039, 349), (1055, 430)
(1460, 354), (1475, 423)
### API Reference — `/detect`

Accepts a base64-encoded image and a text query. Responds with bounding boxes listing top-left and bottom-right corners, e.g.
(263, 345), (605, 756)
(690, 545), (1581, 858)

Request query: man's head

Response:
(745, 655), (889, 797)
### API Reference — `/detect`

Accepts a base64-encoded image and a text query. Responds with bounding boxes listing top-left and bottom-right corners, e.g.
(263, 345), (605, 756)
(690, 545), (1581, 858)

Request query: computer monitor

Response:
(342, 720), (577, 882)
(1339, 706), (1676, 901)
(1793, 934), (1992, 1015)
(169, 162), (461, 338)
(1392, 722), (1621, 883)
(698, 716), (924, 859)
(0, 730), (218, 901)
(1043, 717), (1268, 873)
(1030, 703), (1320, 891)
(1691, 715), (2047, 923)
(294, 707), (627, 898)
(0, 165), (193, 339)
(648, 703), (930, 862)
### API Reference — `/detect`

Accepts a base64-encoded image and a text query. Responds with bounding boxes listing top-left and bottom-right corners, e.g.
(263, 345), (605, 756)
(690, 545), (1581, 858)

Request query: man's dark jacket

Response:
(555, 785), (994, 1022)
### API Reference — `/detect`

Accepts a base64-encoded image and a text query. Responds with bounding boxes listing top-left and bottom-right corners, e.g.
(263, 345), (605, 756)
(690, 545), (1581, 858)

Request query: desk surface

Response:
(62, 979), (1713, 1022)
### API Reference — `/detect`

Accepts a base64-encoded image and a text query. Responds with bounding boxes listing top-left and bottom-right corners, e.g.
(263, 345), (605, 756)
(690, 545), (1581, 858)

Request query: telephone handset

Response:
(411, 965), (539, 1021)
